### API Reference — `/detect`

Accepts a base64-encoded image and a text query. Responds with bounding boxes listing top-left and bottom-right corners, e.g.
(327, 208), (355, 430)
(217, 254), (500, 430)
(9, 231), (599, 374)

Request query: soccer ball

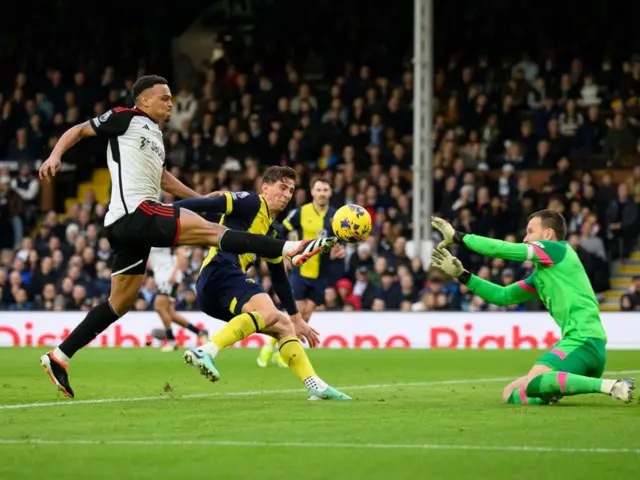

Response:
(332, 204), (372, 243)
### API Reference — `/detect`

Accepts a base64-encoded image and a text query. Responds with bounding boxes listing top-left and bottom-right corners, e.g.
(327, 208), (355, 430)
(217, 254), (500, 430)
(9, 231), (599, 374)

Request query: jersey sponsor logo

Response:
(532, 241), (545, 249)
(99, 110), (113, 123)
(150, 141), (164, 161)
(139, 136), (165, 162)
(231, 191), (250, 200)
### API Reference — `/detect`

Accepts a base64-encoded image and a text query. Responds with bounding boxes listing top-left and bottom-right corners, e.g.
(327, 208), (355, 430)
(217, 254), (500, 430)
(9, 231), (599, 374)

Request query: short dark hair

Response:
(311, 178), (332, 189)
(132, 75), (168, 100)
(262, 166), (297, 185)
(528, 209), (567, 240)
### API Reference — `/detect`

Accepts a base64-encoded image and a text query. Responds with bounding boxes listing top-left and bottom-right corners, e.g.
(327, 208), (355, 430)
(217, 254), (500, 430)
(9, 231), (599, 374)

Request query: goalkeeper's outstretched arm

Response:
(430, 245), (539, 306)
(459, 271), (539, 306)
(456, 234), (566, 267)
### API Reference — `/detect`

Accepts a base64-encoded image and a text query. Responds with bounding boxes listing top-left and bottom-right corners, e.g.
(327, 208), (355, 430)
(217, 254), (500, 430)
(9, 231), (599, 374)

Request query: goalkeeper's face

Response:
(523, 217), (554, 243)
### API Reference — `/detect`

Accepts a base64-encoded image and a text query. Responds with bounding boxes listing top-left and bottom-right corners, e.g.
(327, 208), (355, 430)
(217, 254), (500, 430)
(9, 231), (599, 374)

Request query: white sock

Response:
(199, 341), (219, 358)
(52, 347), (70, 365)
(304, 376), (328, 391)
(282, 240), (300, 255)
(601, 379), (616, 394)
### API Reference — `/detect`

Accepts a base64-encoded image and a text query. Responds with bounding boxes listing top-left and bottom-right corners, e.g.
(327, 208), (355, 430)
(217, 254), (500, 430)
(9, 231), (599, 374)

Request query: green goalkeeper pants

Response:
(535, 337), (607, 378)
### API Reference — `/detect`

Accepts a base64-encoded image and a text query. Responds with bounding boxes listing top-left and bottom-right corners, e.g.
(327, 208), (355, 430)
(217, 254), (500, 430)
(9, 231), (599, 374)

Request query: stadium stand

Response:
(1, 0), (639, 313)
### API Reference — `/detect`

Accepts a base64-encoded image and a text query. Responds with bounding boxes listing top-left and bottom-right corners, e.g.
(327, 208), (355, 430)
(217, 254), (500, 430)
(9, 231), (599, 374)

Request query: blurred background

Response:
(1, 0), (640, 315)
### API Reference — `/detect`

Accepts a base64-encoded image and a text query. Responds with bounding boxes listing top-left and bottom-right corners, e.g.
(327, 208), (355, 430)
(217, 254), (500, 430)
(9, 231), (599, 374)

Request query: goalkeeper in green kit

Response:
(430, 209), (636, 405)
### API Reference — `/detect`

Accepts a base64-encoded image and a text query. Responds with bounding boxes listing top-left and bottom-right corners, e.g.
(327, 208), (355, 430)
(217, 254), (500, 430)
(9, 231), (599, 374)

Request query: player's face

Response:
(264, 178), (295, 213)
(524, 217), (553, 243)
(311, 181), (332, 207)
(140, 84), (173, 122)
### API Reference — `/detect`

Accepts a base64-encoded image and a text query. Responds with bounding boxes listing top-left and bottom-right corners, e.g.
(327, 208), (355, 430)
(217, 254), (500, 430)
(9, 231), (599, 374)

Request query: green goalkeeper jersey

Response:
(462, 235), (606, 341)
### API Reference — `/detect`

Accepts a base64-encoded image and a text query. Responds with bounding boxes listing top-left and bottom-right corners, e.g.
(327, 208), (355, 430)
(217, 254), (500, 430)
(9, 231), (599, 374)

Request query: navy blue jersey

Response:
(199, 192), (282, 273)
(175, 191), (299, 318)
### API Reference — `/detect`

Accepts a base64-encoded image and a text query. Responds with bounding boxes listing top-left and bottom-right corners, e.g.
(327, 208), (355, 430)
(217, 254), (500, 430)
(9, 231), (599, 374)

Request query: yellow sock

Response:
(212, 312), (266, 350)
(269, 337), (278, 349)
(278, 336), (317, 382)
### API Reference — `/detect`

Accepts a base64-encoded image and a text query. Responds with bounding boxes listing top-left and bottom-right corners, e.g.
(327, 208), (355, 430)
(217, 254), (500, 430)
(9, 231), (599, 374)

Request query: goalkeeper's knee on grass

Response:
(505, 388), (553, 405)
(526, 372), (610, 397)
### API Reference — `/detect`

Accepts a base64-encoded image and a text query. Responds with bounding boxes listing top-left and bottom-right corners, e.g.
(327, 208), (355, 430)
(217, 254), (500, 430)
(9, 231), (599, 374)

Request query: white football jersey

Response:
(90, 107), (166, 227)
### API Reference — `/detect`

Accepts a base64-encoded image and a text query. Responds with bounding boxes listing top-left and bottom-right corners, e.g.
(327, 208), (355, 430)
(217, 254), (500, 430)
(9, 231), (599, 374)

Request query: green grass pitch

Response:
(1, 348), (639, 479)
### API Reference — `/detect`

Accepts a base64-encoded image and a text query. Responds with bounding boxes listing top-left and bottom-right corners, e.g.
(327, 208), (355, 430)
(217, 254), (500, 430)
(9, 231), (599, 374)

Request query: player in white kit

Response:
(148, 246), (208, 351)
(38, 75), (334, 398)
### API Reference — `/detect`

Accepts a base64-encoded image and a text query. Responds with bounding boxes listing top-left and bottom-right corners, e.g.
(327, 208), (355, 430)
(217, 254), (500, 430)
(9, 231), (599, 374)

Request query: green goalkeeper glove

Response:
(431, 247), (467, 281)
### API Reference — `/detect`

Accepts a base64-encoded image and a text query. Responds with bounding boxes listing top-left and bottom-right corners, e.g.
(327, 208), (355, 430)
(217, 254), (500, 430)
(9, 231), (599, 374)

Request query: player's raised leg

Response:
(41, 259), (146, 398)
(175, 208), (335, 266)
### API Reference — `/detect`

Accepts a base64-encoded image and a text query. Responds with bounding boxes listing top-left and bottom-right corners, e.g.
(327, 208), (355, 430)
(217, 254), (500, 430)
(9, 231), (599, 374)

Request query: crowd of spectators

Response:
(2, 0), (640, 313)
(2, 49), (640, 312)
(1, 163), (638, 313)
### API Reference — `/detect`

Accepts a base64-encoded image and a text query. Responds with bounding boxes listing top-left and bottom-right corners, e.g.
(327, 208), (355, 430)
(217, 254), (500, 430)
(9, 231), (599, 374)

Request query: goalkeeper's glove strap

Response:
(453, 231), (466, 244)
(458, 270), (472, 285)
